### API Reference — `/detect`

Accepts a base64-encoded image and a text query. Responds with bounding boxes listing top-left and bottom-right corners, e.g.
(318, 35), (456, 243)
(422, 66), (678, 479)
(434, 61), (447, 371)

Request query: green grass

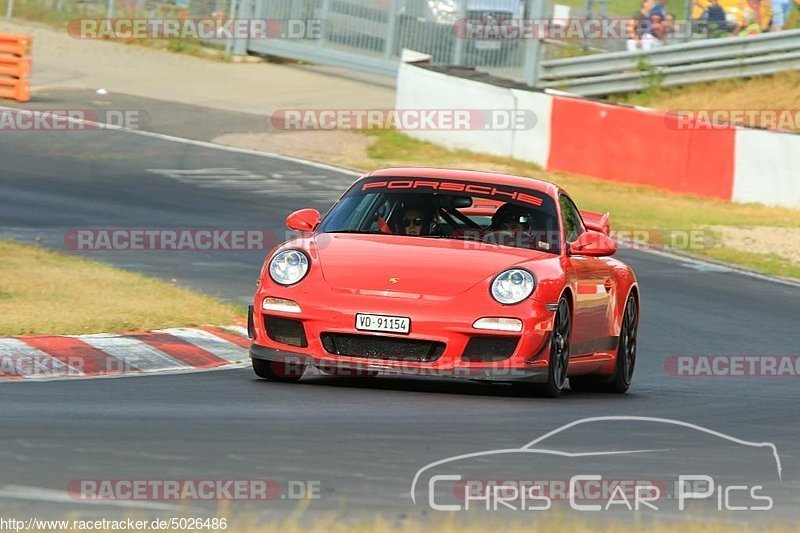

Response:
(610, 72), (800, 132)
(554, 0), (690, 18)
(352, 129), (800, 280)
(0, 240), (243, 335)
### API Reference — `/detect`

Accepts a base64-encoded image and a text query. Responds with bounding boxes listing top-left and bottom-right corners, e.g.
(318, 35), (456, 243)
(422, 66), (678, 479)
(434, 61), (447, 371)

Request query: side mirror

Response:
(580, 210), (611, 236)
(570, 231), (617, 257)
(286, 208), (320, 232)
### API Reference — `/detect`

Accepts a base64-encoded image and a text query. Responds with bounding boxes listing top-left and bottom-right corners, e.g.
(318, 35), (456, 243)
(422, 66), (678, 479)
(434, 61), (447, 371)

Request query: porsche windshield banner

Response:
(359, 177), (548, 209)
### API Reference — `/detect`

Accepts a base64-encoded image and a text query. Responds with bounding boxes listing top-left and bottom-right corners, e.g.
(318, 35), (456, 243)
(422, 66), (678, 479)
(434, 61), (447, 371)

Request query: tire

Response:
(514, 296), (571, 398)
(252, 358), (306, 383)
(570, 294), (638, 394)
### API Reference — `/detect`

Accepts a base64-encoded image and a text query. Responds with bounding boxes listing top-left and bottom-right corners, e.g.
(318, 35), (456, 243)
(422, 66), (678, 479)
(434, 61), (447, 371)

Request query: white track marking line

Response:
(0, 105), (361, 176)
(0, 339), (82, 378)
(77, 335), (191, 372)
(0, 485), (182, 511)
(155, 328), (247, 363)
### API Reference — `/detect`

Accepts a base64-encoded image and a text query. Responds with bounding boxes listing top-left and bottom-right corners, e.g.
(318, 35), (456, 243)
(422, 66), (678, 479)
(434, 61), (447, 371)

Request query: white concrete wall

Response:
(733, 128), (800, 208)
(509, 89), (552, 168)
(396, 63), (514, 157)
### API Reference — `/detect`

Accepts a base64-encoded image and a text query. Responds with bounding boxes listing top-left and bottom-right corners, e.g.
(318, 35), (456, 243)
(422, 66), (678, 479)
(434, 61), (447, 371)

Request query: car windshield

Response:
(317, 177), (561, 254)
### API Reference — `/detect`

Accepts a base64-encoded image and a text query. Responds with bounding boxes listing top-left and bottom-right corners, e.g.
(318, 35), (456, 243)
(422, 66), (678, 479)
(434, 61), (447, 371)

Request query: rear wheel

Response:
(252, 358), (306, 383)
(570, 294), (638, 393)
(514, 297), (571, 398)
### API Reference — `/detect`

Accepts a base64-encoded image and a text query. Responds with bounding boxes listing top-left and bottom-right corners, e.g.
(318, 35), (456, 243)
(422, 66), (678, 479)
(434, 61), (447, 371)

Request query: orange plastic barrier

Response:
(0, 78), (30, 102)
(0, 33), (32, 102)
(547, 96), (736, 201)
(0, 33), (32, 57)
(0, 56), (31, 78)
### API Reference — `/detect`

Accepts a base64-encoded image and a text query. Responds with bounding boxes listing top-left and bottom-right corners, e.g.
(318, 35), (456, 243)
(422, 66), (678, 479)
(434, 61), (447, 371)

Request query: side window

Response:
(559, 195), (585, 243)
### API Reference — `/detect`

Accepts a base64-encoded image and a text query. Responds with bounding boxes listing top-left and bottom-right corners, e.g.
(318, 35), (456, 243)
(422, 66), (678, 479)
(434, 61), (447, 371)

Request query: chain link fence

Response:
(4, 0), (234, 25)
(2, 0), (624, 82)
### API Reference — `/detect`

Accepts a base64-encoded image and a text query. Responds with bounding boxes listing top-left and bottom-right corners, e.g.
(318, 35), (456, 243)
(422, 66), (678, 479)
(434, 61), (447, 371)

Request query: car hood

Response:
(313, 233), (546, 297)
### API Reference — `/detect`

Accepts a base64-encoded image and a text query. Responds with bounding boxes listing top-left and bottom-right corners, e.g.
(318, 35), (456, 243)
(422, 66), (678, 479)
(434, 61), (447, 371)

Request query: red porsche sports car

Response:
(248, 168), (639, 397)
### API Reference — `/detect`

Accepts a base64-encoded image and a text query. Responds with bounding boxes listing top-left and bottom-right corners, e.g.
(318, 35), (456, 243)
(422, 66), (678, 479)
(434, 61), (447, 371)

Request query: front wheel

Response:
(607, 294), (638, 393)
(514, 296), (571, 398)
(570, 294), (638, 393)
(252, 358), (306, 383)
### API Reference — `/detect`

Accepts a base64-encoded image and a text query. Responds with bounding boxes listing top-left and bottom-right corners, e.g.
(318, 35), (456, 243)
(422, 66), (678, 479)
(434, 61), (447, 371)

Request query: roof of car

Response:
(362, 168), (560, 197)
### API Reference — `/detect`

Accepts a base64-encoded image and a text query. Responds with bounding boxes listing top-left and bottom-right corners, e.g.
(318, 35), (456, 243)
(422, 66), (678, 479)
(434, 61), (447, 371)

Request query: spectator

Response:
(647, 13), (667, 47)
(771, 0), (792, 29)
(626, 0), (654, 51)
(705, 0), (728, 23)
(735, 7), (763, 33)
(743, 0), (773, 31)
(650, 0), (667, 16)
(663, 12), (679, 41)
(703, 0), (730, 35)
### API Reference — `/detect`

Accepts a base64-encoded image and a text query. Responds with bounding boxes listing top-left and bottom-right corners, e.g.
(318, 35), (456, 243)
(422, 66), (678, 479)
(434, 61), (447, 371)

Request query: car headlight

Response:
(268, 249), (309, 286)
(491, 269), (535, 305)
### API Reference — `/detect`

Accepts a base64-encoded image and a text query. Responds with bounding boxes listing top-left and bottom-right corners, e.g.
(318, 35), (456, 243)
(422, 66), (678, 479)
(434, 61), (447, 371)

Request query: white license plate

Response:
(355, 313), (410, 334)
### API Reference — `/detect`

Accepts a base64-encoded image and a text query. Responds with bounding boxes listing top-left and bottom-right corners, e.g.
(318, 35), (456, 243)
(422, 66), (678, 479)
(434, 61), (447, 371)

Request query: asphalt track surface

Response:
(1, 94), (799, 525)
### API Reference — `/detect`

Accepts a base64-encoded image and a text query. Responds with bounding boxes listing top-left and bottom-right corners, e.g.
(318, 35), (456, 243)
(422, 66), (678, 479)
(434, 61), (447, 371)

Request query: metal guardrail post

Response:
(683, 0), (693, 43)
(5, 0), (13, 20)
(451, 0), (467, 66)
(318, 0), (331, 47)
(522, 0), (545, 86)
(224, 0), (237, 58)
(384, 0), (399, 59)
(106, 0), (115, 19)
(232, 0), (251, 56)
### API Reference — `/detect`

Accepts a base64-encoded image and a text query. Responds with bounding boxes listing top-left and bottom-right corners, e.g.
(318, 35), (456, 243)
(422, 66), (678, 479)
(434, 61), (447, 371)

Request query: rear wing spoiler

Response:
(579, 210), (610, 236)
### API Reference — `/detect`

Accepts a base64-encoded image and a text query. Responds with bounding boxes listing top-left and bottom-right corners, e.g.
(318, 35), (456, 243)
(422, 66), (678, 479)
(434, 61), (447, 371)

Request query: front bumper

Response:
(249, 287), (556, 383)
(250, 342), (551, 382)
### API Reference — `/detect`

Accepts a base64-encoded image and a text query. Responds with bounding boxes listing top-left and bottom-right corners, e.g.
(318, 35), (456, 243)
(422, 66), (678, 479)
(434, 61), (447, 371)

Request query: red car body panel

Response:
(250, 168), (639, 382)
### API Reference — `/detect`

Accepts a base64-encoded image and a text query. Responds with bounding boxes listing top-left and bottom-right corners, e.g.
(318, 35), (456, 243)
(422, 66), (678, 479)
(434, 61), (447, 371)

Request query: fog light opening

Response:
(472, 317), (523, 332)
(262, 297), (302, 314)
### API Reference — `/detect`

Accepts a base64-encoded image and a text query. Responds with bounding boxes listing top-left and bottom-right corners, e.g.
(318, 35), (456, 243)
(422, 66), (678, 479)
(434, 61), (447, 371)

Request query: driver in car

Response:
(401, 207), (428, 236)
(490, 203), (530, 232)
